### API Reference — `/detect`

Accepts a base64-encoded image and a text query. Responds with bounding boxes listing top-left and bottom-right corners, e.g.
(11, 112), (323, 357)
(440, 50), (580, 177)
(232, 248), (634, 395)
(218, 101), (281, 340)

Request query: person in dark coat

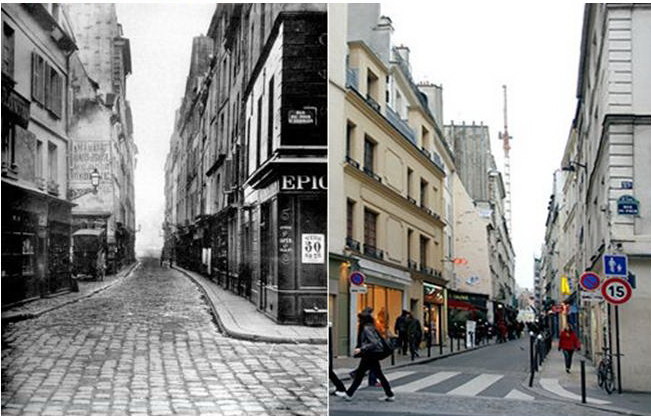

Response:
(394, 310), (409, 355)
(406, 312), (423, 360)
(329, 322), (346, 395)
(342, 309), (395, 401)
(558, 326), (581, 373)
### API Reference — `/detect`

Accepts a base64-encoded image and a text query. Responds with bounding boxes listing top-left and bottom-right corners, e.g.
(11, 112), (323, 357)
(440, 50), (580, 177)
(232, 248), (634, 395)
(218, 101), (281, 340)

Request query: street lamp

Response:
(68, 168), (101, 200)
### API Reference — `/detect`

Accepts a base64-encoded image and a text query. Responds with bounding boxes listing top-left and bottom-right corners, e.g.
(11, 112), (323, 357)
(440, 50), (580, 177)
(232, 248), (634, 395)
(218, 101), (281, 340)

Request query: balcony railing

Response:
(346, 67), (359, 90)
(407, 196), (417, 205)
(345, 237), (361, 252)
(345, 155), (360, 169)
(365, 94), (381, 112)
(420, 264), (434, 275)
(386, 106), (416, 144)
(35, 177), (46, 191)
(408, 259), (418, 270)
(364, 244), (384, 260)
(420, 147), (431, 159)
(47, 180), (59, 196)
(363, 167), (382, 183)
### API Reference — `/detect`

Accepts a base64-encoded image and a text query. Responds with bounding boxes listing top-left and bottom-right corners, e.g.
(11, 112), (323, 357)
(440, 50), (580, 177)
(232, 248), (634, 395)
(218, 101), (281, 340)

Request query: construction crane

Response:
(498, 85), (512, 234)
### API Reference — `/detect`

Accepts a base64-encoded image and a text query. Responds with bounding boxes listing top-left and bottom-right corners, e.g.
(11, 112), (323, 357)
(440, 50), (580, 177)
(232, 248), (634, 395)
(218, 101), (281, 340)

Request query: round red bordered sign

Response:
(601, 278), (632, 305)
(579, 271), (601, 292)
(349, 271), (365, 286)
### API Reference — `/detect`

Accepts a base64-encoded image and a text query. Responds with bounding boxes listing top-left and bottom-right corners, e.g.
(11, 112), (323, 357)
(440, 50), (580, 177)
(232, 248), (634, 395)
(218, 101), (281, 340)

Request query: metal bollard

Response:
(457, 337), (460, 351)
(529, 334), (535, 387)
(391, 349), (395, 366)
(450, 334), (454, 353)
(581, 360), (586, 404)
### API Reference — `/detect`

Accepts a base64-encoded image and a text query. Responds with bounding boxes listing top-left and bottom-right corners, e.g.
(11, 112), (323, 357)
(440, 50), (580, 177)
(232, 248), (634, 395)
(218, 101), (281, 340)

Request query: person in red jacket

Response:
(558, 326), (581, 373)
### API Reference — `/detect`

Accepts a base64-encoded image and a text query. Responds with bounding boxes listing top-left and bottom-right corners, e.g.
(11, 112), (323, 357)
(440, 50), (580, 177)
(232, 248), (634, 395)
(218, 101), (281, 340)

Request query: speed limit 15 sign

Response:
(601, 278), (633, 305)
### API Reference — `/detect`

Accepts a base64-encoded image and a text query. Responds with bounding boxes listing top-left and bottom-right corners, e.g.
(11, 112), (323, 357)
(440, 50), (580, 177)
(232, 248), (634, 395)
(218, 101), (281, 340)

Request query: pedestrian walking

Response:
(394, 310), (409, 355)
(329, 323), (346, 395)
(406, 312), (422, 360)
(558, 326), (581, 373)
(342, 309), (395, 402)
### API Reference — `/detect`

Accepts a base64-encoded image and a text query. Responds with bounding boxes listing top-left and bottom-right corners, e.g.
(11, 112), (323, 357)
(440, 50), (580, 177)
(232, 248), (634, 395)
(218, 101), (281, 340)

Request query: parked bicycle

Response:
(596, 346), (615, 394)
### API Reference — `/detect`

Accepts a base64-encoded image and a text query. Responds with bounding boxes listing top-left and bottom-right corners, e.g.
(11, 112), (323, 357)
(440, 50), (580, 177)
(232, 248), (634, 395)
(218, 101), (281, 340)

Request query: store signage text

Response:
(281, 175), (327, 191)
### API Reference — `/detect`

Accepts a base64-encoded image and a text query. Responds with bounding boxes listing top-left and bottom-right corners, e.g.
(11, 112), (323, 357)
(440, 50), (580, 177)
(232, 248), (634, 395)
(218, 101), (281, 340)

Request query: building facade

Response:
(63, 4), (136, 273)
(164, 4), (327, 326)
(2, 4), (77, 305)
(541, 4), (651, 391)
(445, 122), (517, 324)
(329, 4), (450, 356)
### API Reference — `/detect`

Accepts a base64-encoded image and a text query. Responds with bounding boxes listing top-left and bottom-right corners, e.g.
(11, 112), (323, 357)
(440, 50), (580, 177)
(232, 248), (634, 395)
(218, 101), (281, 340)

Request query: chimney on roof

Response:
(395, 44), (410, 65)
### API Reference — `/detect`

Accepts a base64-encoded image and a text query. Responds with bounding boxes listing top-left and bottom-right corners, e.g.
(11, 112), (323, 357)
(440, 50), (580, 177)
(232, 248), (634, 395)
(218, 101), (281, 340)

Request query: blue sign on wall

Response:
(621, 181), (633, 190)
(617, 195), (639, 215)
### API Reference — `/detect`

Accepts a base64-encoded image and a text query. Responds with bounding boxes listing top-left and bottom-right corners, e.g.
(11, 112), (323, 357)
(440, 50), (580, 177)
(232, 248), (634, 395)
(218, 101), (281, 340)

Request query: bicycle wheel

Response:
(597, 362), (605, 387)
(604, 366), (615, 394)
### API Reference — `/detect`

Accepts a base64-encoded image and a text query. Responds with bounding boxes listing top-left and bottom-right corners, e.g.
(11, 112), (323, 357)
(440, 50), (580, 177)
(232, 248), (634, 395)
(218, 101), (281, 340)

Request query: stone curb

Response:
(173, 265), (326, 345)
(336, 342), (493, 381)
(520, 362), (650, 416)
(1, 262), (140, 324)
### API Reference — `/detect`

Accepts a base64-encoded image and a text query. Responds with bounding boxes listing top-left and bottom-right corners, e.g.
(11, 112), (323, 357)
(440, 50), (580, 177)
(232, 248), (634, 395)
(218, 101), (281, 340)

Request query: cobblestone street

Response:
(1, 259), (326, 416)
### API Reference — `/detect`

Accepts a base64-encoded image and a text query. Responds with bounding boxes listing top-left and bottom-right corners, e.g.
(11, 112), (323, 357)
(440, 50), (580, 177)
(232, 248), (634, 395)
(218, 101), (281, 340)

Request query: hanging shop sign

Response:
(2, 85), (31, 128)
(617, 195), (639, 215)
(301, 233), (324, 264)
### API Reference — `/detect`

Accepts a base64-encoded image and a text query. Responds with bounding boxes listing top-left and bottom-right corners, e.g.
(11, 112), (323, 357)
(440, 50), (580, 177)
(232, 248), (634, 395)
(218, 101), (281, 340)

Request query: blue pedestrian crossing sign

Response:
(603, 254), (628, 277)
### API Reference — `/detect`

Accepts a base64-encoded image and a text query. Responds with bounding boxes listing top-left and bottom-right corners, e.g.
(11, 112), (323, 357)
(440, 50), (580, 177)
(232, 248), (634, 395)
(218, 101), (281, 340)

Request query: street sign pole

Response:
(616, 305), (622, 394)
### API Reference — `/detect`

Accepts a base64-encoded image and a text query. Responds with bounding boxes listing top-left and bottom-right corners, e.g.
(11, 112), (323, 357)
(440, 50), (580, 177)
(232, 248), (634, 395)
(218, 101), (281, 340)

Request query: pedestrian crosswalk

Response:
(363, 370), (535, 401)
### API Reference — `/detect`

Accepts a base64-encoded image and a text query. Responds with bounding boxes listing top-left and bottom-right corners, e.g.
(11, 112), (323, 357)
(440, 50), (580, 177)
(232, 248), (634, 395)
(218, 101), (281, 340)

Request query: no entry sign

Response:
(579, 272), (601, 292)
(601, 278), (633, 305)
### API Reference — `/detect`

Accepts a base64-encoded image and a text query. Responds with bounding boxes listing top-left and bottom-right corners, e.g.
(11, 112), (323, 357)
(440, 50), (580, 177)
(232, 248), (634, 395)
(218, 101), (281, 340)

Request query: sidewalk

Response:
(173, 265), (326, 345)
(532, 339), (651, 416)
(1, 262), (140, 325)
(333, 338), (494, 380)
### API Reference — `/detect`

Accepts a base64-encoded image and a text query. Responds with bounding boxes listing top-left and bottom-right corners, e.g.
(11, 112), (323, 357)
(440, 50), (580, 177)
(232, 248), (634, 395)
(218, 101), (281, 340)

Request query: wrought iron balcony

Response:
(345, 237), (361, 252)
(420, 264), (434, 275)
(365, 94), (381, 112)
(420, 147), (431, 159)
(345, 155), (360, 169)
(408, 259), (418, 270)
(407, 196), (417, 205)
(386, 106), (416, 144)
(364, 244), (384, 260)
(363, 167), (382, 183)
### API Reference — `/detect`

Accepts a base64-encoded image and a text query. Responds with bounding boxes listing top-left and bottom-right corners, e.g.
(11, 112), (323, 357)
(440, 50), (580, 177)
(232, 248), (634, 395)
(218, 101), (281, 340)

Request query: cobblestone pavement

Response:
(1, 258), (326, 416)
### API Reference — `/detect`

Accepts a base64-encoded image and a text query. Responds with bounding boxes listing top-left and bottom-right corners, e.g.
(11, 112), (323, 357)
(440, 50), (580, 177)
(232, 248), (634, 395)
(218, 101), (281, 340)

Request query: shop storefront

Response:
(423, 282), (445, 345)
(356, 283), (403, 337)
(447, 290), (489, 339)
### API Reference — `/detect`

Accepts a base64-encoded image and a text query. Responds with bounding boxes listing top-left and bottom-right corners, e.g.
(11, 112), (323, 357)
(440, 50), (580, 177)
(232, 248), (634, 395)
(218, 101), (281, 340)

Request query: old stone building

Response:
(164, 4), (327, 325)
(2, 4), (77, 305)
(64, 4), (136, 272)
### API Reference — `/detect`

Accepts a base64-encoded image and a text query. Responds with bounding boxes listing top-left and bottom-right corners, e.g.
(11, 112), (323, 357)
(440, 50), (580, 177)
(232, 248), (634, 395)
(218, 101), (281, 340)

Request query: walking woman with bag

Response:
(340, 309), (395, 402)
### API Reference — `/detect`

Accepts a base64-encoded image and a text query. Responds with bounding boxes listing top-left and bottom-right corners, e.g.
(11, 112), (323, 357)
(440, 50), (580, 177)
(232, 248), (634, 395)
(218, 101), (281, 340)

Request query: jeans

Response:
(329, 368), (346, 392)
(563, 349), (574, 370)
(347, 356), (393, 397)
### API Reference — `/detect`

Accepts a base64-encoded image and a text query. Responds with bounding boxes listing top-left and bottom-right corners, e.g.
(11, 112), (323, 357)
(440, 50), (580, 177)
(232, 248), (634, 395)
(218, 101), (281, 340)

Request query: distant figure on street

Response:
(558, 326), (581, 373)
(394, 310), (409, 355)
(497, 320), (507, 343)
(406, 312), (422, 360)
(342, 309), (395, 402)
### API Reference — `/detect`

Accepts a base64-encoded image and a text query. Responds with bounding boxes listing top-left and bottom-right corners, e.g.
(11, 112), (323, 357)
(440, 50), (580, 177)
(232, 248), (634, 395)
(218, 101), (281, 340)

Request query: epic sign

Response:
(280, 175), (327, 191)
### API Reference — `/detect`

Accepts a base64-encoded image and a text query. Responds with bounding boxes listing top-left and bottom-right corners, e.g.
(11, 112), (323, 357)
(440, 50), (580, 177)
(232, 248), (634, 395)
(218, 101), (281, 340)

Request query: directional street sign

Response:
(601, 278), (633, 305)
(579, 271), (601, 292)
(603, 254), (628, 277)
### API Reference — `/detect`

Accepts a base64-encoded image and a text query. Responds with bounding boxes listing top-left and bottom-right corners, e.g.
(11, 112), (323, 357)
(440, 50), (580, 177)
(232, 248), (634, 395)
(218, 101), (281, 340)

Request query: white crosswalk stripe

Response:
(393, 371), (460, 393)
(360, 370), (415, 390)
(447, 373), (504, 396)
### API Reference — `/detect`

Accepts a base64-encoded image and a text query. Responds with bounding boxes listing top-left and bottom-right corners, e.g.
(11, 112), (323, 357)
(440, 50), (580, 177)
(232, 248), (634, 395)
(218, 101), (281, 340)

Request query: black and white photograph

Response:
(2, 3), (327, 415)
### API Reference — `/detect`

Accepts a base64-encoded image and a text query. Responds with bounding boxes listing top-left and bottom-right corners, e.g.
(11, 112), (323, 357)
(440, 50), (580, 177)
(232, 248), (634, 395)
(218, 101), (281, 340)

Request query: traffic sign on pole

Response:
(579, 272), (601, 292)
(603, 254), (628, 277)
(349, 271), (365, 286)
(601, 278), (633, 305)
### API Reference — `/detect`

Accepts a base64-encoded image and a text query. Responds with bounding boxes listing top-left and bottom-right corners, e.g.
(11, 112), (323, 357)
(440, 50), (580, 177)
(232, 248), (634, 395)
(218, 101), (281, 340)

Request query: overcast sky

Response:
(115, 3), (215, 255)
(116, 2), (585, 289)
(380, 2), (585, 290)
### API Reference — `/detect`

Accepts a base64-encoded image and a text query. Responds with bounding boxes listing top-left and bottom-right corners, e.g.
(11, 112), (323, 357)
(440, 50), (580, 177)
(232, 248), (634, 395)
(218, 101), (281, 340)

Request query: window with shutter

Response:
(31, 52), (45, 104)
